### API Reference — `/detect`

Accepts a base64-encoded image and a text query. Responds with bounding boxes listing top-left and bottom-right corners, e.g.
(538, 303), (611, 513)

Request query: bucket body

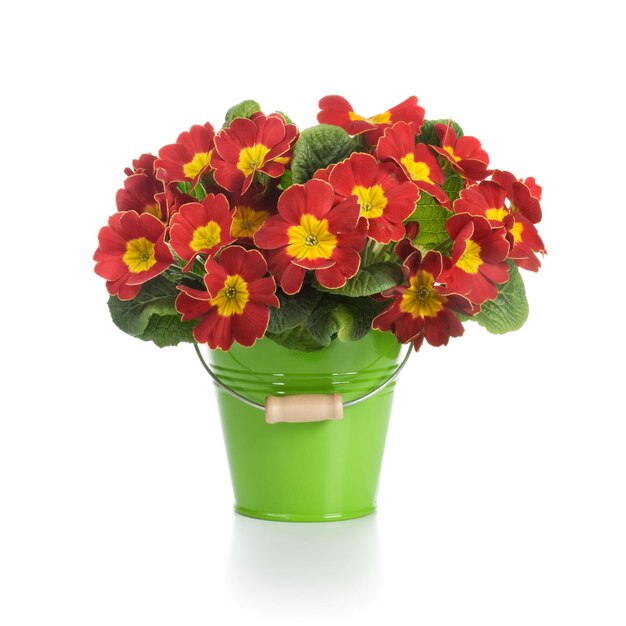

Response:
(208, 330), (402, 522)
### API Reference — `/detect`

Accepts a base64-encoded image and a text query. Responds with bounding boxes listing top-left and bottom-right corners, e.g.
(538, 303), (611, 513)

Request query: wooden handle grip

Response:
(265, 393), (343, 424)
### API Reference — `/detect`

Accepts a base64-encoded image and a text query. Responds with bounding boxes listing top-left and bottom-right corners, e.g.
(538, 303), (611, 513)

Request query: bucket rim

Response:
(193, 341), (411, 412)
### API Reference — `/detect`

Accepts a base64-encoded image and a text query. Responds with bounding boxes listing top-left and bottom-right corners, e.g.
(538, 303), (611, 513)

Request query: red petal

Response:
(261, 161), (285, 178)
(479, 261), (509, 284)
(280, 263), (306, 295)
(291, 256), (336, 270)
(111, 281), (141, 301)
(232, 303), (270, 347)
(248, 276), (279, 308)
(314, 264), (347, 289)
(253, 214), (290, 249)
(335, 217), (368, 250)
(394, 313), (425, 343)
(331, 246), (361, 279)
(197, 310), (234, 351)
(326, 196), (360, 233)
(203, 257), (228, 297)
(259, 115), (286, 149)
(278, 179), (335, 223)
(420, 251), (444, 280)
(423, 314), (450, 347)
(212, 131), (243, 164)
(372, 301), (403, 332)
(217, 245), (267, 280)
(175, 289), (212, 322)
(455, 135), (489, 163)
(366, 217), (406, 244)
(328, 156), (359, 197)
(446, 212), (474, 241)
(212, 162), (245, 192)
(226, 117), (257, 146)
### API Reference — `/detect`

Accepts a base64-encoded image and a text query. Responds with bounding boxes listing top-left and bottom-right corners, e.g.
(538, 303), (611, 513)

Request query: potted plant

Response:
(94, 95), (545, 522)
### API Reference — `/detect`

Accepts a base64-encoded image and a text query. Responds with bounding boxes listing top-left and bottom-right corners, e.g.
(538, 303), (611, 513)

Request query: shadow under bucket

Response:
(202, 330), (405, 522)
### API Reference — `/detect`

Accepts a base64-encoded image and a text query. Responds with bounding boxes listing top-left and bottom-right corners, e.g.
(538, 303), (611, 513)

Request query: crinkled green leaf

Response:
(291, 125), (359, 184)
(266, 325), (326, 352)
(416, 119), (465, 145)
(107, 276), (196, 347)
(279, 169), (293, 190)
(267, 286), (322, 334)
(223, 100), (261, 127)
(333, 299), (386, 342)
(266, 292), (384, 351)
(313, 263), (403, 297)
(408, 191), (453, 251)
(305, 296), (385, 346)
(443, 173), (465, 205)
(467, 262), (529, 334)
(304, 299), (341, 346)
(141, 313), (196, 347)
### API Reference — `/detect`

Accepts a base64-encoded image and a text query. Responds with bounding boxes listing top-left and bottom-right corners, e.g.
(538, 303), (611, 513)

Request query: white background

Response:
(1, 1), (624, 624)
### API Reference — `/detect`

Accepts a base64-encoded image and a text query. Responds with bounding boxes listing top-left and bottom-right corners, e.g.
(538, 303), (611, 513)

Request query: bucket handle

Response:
(193, 343), (412, 422)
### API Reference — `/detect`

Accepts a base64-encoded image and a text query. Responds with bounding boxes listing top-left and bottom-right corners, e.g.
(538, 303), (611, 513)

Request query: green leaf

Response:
(313, 263), (403, 297)
(266, 325), (326, 352)
(304, 299), (341, 346)
(305, 296), (385, 346)
(333, 299), (386, 342)
(190, 183), (207, 201)
(467, 262), (529, 334)
(291, 125), (359, 184)
(141, 313), (196, 348)
(267, 287), (322, 334)
(265, 293), (385, 351)
(443, 173), (464, 204)
(408, 191), (453, 250)
(107, 275), (196, 347)
(223, 100), (261, 127)
(416, 119), (464, 146)
(279, 169), (293, 190)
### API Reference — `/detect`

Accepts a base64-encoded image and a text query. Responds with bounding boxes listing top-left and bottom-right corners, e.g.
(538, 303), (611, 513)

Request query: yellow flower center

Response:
(443, 145), (461, 163)
(348, 110), (391, 124)
(123, 237), (157, 273)
(144, 203), (162, 219)
(485, 208), (508, 222)
(399, 270), (445, 318)
(231, 206), (269, 238)
(190, 221), (221, 252)
(369, 111), (392, 124)
(510, 220), (524, 244)
(456, 239), (482, 274)
(400, 154), (433, 184)
(237, 143), (270, 176)
(183, 150), (213, 180)
(287, 214), (337, 261)
(210, 274), (249, 316)
(352, 184), (387, 219)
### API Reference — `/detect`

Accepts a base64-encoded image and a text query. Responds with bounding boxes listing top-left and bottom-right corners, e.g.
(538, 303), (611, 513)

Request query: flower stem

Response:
(362, 240), (394, 266)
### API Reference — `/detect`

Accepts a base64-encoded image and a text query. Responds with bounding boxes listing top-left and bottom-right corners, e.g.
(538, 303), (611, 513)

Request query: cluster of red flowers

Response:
(94, 96), (545, 351)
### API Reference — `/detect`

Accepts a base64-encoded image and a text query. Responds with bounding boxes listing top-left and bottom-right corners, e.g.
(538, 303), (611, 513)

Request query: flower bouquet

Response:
(94, 96), (545, 521)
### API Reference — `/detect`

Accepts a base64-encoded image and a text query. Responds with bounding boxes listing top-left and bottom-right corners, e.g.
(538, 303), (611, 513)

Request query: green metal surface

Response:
(208, 331), (402, 522)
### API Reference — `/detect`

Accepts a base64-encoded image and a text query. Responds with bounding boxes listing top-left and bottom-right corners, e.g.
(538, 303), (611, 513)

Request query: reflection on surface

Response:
(226, 512), (381, 615)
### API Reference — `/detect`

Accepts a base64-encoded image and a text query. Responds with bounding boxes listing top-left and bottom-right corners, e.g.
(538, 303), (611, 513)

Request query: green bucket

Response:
(202, 330), (405, 522)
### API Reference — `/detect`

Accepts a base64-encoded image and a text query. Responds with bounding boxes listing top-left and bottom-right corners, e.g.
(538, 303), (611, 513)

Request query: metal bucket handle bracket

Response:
(193, 343), (412, 424)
